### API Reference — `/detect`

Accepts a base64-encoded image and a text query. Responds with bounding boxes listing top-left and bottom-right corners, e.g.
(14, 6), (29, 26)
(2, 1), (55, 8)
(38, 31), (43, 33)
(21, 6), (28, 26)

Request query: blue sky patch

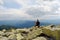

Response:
(3, 0), (22, 9)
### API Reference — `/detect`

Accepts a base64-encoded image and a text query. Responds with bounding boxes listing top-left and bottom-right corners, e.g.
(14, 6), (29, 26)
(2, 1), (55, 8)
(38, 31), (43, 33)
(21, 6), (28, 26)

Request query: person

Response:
(35, 19), (40, 27)
(50, 25), (55, 28)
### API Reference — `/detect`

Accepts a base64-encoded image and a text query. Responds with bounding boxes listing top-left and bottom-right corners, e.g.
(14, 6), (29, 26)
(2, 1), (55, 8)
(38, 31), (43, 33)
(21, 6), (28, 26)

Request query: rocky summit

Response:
(0, 25), (60, 40)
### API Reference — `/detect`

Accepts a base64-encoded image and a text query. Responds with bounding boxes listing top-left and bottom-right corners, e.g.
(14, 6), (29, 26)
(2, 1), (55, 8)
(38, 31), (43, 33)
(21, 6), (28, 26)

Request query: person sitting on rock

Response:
(35, 19), (40, 27)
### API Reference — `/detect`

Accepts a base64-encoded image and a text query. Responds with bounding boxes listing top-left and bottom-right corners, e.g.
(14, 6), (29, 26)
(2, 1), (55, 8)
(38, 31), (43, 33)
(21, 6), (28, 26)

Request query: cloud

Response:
(25, 6), (57, 17)
(0, 0), (60, 20)
(0, 0), (4, 5)
(25, 0), (60, 20)
(0, 8), (33, 20)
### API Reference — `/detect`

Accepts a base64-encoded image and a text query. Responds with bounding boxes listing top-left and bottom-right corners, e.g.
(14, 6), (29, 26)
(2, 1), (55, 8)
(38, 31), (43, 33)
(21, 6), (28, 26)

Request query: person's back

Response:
(35, 19), (40, 27)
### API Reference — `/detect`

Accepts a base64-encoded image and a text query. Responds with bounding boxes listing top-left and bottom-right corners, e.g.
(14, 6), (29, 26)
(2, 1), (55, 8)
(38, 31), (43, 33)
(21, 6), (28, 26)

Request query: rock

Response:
(16, 33), (24, 40)
(0, 37), (8, 40)
(32, 37), (47, 40)
(8, 34), (17, 40)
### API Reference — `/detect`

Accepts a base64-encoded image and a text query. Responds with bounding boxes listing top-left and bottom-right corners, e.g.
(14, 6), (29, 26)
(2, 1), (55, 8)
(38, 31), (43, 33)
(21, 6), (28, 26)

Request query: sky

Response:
(0, 0), (60, 21)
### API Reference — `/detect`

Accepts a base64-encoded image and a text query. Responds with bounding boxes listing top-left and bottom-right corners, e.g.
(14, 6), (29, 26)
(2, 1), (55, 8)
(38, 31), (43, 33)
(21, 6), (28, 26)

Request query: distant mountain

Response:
(0, 20), (60, 30)
(0, 25), (16, 30)
(0, 20), (51, 28)
(15, 21), (51, 28)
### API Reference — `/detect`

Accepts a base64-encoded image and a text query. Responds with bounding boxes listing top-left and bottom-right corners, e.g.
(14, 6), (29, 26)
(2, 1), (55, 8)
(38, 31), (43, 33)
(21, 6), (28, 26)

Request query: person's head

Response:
(37, 19), (39, 22)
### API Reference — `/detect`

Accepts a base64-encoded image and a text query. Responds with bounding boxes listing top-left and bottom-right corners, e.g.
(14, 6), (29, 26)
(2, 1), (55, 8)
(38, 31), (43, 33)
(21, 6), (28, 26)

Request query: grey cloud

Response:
(43, 0), (54, 1)
(26, 8), (45, 17)
(26, 7), (58, 17)
(0, 14), (14, 18)
(25, 0), (60, 17)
